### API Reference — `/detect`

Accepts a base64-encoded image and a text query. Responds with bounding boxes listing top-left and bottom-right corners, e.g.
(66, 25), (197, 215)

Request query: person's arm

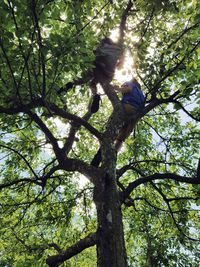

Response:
(114, 83), (132, 93)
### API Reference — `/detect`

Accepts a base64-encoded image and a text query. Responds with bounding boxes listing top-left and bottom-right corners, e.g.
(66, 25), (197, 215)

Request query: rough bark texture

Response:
(94, 176), (127, 267)
(93, 141), (128, 267)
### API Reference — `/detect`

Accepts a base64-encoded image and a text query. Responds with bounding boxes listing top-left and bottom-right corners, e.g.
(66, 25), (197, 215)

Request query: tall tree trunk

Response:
(94, 163), (127, 266)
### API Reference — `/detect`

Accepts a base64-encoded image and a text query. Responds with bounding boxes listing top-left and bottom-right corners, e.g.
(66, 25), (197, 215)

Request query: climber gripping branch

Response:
(89, 37), (125, 113)
(58, 37), (125, 113)
(91, 78), (145, 167)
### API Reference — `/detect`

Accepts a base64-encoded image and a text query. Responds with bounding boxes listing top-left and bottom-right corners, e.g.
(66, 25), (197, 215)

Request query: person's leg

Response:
(115, 104), (137, 151)
(89, 83), (101, 114)
(89, 68), (101, 113)
(89, 77), (98, 95)
(115, 121), (136, 151)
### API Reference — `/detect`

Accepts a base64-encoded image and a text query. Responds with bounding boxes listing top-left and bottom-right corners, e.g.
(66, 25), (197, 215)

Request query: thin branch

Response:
(125, 196), (167, 212)
(144, 119), (167, 140)
(62, 111), (92, 155)
(0, 144), (39, 179)
(151, 182), (199, 242)
(41, 158), (57, 176)
(7, 0), (33, 97)
(12, 229), (32, 251)
(31, 0), (46, 98)
(48, 243), (62, 253)
(117, 165), (143, 181)
(76, 2), (110, 36)
(118, 0), (133, 44)
(150, 40), (200, 95)
(0, 38), (19, 97)
(167, 21), (200, 50)
(0, 177), (40, 190)
(137, 7), (155, 48)
(117, 159), (194, 179)
(167, 196), (199, 202)
(0, 97), (43, 114)
(172, 100), (200, 122)
(39, 165), (60, 188)
(3, 182), (59, 207)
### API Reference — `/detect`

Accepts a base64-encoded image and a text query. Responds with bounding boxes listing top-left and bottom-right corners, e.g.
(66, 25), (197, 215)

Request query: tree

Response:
(0, 0), (199, 266)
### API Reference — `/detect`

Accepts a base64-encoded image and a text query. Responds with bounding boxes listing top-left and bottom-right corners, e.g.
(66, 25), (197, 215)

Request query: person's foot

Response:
(90, 94), (101, 113)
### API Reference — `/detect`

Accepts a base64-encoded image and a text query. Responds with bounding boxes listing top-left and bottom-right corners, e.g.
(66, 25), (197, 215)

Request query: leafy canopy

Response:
(0, 0), (199, 266)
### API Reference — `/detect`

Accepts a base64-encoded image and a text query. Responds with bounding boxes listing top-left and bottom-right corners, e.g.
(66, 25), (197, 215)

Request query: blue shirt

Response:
(121, 82), (145, 109)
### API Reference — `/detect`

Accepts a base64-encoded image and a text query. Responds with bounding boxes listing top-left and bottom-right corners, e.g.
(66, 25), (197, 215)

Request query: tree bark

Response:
(93, 145), (127, 267)
(46, 233), (96, 267)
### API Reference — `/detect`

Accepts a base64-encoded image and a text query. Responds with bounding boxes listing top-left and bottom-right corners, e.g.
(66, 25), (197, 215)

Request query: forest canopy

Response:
(0, 0), (199, 266)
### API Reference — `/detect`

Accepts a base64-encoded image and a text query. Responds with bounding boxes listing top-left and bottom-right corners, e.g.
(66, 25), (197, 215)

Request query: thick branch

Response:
(117, 160), (194, 179)
(197, 157), (200, 180)
(101, 83), (121, 110)
(0, 99), (101, 141)
(26, 110), (63, 161)
(122, 173), (200, 201)
(48, 103), (102, 140)
(46, 233), (96, 267)
(61, 157), (102, 185)
(63, 112), (92, 155)
(142, 90), (181, 116)
(0, 98), (43, 114)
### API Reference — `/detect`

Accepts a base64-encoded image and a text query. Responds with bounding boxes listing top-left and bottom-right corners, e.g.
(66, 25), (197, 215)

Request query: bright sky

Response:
(110, 29), (136, 84)
(114, 50), (135, 84)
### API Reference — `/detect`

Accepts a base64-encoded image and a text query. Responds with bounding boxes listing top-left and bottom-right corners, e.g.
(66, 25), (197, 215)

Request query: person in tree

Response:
(114, 78), (145, 150)
(89, 37), (124, 113)
(58, 37), (125, 113)
(91, 78), (145, 167)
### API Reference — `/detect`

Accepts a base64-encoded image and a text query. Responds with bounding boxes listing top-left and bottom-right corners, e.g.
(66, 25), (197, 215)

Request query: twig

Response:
(0, 144), (39, 179)
(151, 182), (199, 242)
(31, 0), (46, 98)
(172, 100), (200, 122)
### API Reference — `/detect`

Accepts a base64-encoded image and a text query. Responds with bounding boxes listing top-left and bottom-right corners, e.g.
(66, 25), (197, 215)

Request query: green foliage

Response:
(0, 0), (199, 266)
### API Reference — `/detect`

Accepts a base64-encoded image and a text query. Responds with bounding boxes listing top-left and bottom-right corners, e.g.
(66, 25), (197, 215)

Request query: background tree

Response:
(0, 0), (199, 266)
